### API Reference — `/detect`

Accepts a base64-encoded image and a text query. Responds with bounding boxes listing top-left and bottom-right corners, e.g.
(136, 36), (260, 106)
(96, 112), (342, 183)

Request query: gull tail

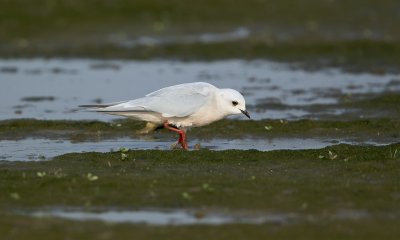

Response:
(79, 104), (112, 108)
(79, 101), (126, 109)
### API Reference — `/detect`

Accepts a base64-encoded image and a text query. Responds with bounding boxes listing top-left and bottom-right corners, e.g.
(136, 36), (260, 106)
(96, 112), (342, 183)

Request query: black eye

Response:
(232, 101), (238, 106)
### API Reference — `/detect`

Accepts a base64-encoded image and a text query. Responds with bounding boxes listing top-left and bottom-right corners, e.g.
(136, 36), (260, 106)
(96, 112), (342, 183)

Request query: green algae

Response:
(1, 144), (400, 239)
(1, 118), (399, 142)
(1, 144), (400, 210)
(2, 0), (399, 40)
(346, 92), (400, 110)
(1, 0), (400, 71)
(0, 119), (144, 140)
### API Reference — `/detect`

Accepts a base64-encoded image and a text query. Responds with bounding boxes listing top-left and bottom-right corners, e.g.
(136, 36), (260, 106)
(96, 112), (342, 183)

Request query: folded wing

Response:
(93, 82), (215, 118)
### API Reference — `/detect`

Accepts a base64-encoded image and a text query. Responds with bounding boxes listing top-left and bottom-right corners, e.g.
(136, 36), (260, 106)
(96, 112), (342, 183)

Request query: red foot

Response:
(163, 121), (188, 150)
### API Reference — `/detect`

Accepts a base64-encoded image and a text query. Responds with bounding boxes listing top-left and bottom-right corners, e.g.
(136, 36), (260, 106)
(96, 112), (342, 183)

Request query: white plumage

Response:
(80, 82), (250, 149)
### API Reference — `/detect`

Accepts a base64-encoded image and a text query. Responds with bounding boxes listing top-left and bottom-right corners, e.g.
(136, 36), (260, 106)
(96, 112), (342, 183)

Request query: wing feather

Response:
(97, 82), (215, 118)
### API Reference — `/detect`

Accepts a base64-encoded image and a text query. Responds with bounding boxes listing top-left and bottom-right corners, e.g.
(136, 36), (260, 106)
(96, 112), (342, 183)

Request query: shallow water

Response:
(0, 137), (385, 161)
(1, 59), (399, 121)
(27, 207), (387, 226)
(30, 208), (290, 226)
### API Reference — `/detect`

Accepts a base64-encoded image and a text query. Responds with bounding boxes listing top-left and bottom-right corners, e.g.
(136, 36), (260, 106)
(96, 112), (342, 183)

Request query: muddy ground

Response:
(1, 144), (400, 239)
(1, 0), (400, 72)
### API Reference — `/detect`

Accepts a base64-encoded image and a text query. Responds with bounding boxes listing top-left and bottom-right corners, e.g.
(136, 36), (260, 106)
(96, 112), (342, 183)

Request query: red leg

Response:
(163, 121), (188, 150)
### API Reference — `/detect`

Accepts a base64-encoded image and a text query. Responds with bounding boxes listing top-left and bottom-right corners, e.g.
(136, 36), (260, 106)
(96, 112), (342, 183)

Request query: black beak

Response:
(240, 109), (251, 119)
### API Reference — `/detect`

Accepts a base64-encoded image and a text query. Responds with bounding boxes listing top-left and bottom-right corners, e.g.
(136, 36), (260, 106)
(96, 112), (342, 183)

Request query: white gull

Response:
(80, 82), (250, 149)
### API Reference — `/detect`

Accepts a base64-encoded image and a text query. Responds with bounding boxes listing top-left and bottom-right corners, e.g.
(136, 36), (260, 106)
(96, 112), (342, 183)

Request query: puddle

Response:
(1, 59), (399, 121)
(25, 208), (395, 226)
(29, 208), (290, 226)
(0, 137), (386, 161)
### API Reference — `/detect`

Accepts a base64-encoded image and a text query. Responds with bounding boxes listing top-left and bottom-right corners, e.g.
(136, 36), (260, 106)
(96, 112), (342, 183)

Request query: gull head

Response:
(219, 88), (250, 119)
